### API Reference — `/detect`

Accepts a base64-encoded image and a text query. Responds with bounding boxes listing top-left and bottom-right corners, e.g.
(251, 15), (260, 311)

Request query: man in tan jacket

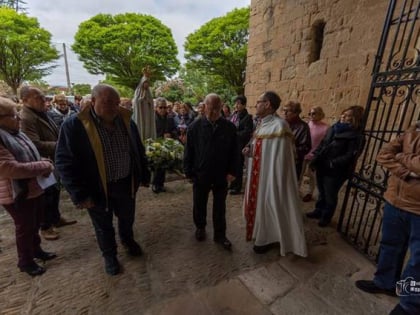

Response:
(19, 87), (76, 240)
(355, 122), (420, 315)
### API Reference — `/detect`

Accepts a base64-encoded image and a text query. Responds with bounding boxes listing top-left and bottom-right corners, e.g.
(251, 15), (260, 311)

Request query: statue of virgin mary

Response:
(132, 67), (156, 140)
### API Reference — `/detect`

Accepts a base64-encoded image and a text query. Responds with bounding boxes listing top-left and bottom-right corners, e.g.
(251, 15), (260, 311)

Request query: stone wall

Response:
(245, 0), (389, 122)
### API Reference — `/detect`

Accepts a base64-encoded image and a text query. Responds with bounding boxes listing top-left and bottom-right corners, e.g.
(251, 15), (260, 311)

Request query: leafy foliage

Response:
(72, 83), (91, 96)
(0, 0), (26, 12)
(145, 138), (184, 172)
(184, 7), (249, 95)
(154, 78), (185, 103)
(72, 13), (180, 91)
(178, 66), (237, 105)
(0, 8), (59, 94)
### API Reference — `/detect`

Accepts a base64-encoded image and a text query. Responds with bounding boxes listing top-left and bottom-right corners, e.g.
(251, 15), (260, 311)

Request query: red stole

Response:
(244, 138), (263, 241)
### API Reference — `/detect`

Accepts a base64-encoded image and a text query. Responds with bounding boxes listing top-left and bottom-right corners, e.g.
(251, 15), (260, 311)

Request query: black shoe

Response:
(158, 186), (166, 193)
(20, 262), (46, 277)
(104, 256), (120, 275)
(122, 240), (143, 257)
(318, 218), (331, 227)
(306, 210), (321, 219)
(214, 237), (232, 250)
(195, 228), (206, 241)
(152, 185), (160, 193)
(253, 242), (279, 254)
(389, 304), (410, 315)
(253, 244), (272, 254)
(229, 189), (241, 195)
(34, 250), (57, 261)
(355, 280), (396, 297)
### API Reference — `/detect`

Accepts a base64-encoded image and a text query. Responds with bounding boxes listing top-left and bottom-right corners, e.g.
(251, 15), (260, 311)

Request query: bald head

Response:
(20, 86), (47, 112)
(204, 93), (222, 122)
(91, 84), (121, 123)
(0, 96), (17, 115)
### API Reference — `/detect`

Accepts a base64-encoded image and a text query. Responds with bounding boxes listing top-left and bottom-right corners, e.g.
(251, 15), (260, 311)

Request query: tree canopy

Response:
(0, 8), (59, 94)
(72, 13), (180, 91)
(0, 0), (26, 12)
(184, 7), (249, 95)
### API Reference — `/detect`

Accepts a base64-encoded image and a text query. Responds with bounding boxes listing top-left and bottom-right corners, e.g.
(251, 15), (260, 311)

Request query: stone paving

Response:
(0, 179), (397, 314)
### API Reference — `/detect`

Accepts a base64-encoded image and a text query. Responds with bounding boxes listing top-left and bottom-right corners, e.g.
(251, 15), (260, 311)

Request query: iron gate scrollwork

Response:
(338, 0), (420, 261)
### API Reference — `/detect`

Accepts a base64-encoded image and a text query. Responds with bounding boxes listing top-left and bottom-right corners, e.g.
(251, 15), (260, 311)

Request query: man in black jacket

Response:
(229, 95), (254, 195)
(56, 84), (150, 275)
(152, 97), (178, 193)
(183, 93), (238, 250)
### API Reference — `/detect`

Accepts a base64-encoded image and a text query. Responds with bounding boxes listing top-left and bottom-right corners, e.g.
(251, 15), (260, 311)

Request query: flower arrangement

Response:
(145, 138), (184, 172)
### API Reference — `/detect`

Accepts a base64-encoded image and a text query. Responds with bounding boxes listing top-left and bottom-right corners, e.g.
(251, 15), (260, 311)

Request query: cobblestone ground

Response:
(0, 177), (331, 314)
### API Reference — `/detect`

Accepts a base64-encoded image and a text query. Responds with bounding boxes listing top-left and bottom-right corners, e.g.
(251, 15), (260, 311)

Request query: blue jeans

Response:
(314, 172), (347, 222)
(374, 202), (420, 314)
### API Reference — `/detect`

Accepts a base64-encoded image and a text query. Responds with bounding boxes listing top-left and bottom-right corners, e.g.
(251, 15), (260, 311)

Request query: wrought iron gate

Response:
(337, 0), (420, 261)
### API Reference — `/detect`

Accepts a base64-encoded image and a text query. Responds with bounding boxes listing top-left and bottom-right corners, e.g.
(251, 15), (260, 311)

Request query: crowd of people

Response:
(0, 80), (418, 314)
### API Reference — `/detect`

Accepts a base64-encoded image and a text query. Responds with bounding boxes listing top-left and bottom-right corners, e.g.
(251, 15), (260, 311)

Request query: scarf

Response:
(0, 128), (41, 202)
(332, 122), (353, 134)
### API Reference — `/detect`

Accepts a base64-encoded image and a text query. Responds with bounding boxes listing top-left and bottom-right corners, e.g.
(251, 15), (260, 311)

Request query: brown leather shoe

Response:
(40, 227), (59, 241)
(54, 217), (77, 228)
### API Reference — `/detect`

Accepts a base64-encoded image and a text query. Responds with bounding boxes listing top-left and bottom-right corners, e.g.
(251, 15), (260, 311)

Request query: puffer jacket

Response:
(0, 143), (52, 205)
(310, 124), (365, 178)
(376, 124), (420, 214)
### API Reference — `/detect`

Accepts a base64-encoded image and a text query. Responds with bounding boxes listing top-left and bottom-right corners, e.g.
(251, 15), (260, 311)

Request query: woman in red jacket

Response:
(0, 96), (55, 276)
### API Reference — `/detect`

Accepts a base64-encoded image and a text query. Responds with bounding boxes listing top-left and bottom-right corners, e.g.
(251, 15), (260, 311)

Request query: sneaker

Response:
(355, 280), (396, 297)
(40, 227), (59, 241)
(54, 217), (77, 228)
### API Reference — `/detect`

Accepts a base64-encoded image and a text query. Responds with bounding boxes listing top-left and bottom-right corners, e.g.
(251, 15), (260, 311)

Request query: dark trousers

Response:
(374, 202), (420, 314)
(152, 169), (166, 188)
(230, 153), (245, 192)
(193, 179), (228, 240)
(295, 158), (304, 180)
(314, 172), (347, 222)
(87, 177), (135, 258)
(40, 184), (61, 230)
(4, 195), (44, 268)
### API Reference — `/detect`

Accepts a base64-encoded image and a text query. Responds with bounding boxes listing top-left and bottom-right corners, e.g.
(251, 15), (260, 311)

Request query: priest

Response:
(243, 91), (307, 257)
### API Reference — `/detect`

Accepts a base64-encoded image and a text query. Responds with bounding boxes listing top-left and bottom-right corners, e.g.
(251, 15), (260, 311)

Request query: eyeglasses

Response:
(308, 112), (317, 116)
(158, 106), (167, 109)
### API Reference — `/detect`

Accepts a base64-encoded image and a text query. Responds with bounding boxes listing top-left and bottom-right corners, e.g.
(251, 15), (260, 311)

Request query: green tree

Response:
(0, 0), (26, 12)
(184, 7), (249, 95)
(72, 83), (91, 96)
(179, 66), (237, 105)
(0, 8), (59, 94)
(27, 79), (50, 92)
(72, 13), (180, 91)
(154, 78), (185, 103)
